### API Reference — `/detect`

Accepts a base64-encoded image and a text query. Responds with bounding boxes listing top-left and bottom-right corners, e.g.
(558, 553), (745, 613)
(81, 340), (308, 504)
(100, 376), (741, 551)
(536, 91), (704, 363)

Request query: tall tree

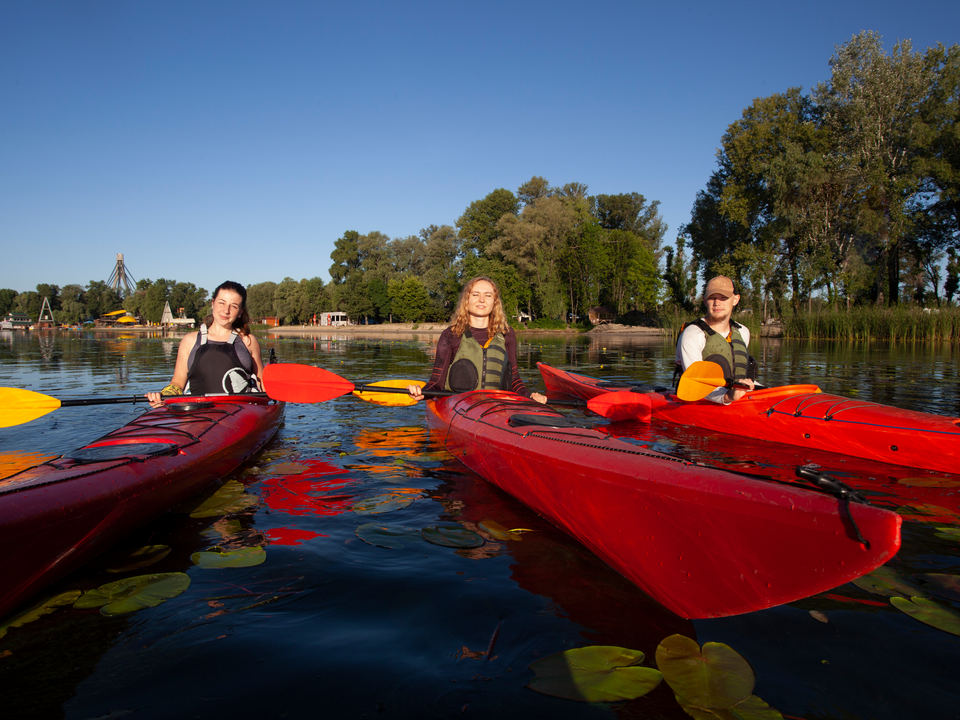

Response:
(456, 188), (519, 254)
(0, 289), (17, 316)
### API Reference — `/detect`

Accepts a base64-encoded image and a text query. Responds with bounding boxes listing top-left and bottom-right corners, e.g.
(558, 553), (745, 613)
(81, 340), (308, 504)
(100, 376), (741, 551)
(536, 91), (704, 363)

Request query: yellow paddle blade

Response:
(676, 361), (728, 402)
(353, 379), (424, 407)
(0, 388), (63, 428)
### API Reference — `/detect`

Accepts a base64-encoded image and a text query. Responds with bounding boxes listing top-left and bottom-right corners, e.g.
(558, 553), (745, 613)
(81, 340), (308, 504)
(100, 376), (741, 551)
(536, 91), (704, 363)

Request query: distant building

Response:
(318, 311), (349, 327)
(588, 306), (616, 325)
(0, 313), (32, 330)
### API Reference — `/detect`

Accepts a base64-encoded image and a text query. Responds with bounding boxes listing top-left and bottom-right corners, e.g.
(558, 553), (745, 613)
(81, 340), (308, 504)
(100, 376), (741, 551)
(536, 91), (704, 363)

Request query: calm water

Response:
(1, 329), (959, 719)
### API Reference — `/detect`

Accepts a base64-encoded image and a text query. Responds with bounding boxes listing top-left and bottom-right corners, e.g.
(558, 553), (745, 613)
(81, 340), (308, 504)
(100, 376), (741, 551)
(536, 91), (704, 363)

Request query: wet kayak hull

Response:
(427, 390), (900, 619)
(0, 396), (283, 619)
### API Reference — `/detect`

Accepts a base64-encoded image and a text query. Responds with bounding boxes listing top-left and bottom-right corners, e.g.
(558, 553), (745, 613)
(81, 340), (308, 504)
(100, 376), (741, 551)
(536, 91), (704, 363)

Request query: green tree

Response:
(85, 281), (122, 319)
(15, 291), (40, 320)
(388, 276), (431, 322)
(0, 289), (18, 316)
(814, 31), (931, 304)
(247, 281), (279, 319)
(36, 284), (61, 310)
(168, 282), (207, 321)
(456, 188), (519, 254)
(274, 277), (303, 325)
(59, 284), (87, 324)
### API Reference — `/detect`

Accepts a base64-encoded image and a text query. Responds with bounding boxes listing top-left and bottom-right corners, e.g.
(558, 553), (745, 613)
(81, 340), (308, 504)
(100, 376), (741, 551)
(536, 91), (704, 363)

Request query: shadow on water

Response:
(1, 331), (959, 718)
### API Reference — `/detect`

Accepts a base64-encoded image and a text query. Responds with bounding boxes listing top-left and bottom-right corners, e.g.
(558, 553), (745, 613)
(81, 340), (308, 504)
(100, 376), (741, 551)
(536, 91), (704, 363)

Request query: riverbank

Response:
(268, 322), (669, 337)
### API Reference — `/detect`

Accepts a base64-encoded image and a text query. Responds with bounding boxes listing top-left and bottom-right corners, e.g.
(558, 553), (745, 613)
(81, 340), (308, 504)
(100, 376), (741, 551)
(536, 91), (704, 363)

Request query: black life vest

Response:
(184, 325), (258, 395)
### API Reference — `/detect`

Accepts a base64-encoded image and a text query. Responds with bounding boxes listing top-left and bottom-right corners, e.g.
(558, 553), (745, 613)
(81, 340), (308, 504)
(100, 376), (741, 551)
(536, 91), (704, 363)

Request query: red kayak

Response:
(539, 362), (960, 475)
(426, 390), (900, 619)
(0, 395), (283, 619)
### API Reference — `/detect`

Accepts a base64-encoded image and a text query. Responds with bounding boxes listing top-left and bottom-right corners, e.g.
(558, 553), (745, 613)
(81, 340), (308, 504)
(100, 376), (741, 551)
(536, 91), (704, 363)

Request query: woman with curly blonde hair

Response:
(407, 276), (546, 403)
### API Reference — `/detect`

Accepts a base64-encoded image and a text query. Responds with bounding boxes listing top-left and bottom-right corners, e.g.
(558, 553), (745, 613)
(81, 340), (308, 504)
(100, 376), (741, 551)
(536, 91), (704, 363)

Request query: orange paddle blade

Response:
(676, 361), (728, 402)
(0, 388), (62, 428)
(262, 364), (355, 403)
(353, 379), (424, 407)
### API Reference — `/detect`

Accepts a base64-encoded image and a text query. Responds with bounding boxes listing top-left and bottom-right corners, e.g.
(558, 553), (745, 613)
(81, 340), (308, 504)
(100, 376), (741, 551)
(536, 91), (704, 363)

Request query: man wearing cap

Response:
(675, 275), (756, 404)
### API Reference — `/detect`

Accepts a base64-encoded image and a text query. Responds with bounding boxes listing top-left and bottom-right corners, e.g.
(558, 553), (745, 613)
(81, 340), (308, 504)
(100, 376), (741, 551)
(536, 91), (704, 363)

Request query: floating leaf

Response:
(306, 441), (341, 448)
(678, 693), (785, 720)
(850, 566), (927, 598)
(527, 646), (662, 702)
(178, 480), (260, 518)
(421, 524), (484, 548)
(655, 634), (754, 709)
(809, 610), (828, 623)
(269, 462), (309, 475)
(355, 523), (424, 549)
(478, 519), (533, 541)
(897, 477), (960, 488)
(890, 596), (960, 636)
(105, 545), (171, 573)
(351, 489), (420, 515)
(73, 573), (191, 616)
(934, 527), (960, 542)
(916, 573), (960, 602)
(0, 591), (82, 638)
(191, 546), (266, 568)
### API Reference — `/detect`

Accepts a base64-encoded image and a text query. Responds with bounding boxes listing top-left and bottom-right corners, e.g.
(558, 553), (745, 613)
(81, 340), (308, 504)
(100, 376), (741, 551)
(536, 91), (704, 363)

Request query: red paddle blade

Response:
(586, 391), (653, 422)
(262, 364), (355, 403)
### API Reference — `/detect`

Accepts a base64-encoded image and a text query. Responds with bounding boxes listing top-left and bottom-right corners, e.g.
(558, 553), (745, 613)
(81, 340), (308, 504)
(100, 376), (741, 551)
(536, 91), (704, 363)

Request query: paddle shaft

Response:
(354, 382), (586, 407)
(58, 392), (269, 408)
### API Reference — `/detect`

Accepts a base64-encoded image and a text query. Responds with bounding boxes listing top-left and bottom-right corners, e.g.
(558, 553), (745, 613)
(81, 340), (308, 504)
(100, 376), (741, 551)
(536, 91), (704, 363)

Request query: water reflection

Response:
(0, 330), (959, 718)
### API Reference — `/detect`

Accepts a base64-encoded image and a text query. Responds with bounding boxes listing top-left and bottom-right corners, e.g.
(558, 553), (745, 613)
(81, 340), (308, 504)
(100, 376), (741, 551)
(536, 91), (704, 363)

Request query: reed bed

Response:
(783, 306), (960, 341)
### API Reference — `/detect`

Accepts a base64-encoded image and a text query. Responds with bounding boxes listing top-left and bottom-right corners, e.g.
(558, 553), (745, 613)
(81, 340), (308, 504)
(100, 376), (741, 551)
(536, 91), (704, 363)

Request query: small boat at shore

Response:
(0, 395), (283, 619)
(538, 362), (960, 475)
(426, 390), (900, 619)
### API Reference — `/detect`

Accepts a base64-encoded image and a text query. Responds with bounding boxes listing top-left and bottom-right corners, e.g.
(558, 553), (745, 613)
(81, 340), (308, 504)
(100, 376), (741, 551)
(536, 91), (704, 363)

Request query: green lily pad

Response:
(73, 573), (191, 616)
(897, 477), (960, 488)
(177, 480), (260, 518)
(655, 634), (754, 709)
(678, 693), (784, 719)
(269, 462), (310, 475)
(891, 596), (960, 636)
(527, 645), (662, 702)
(0, 591), (82, 638)
(191, 546), (267, 568)
(478, 519), (533, 541)
(355, 523), (425, 549)
(916, 573), (960, 602)
(850, 565), (927, 598)
(934, 526), (960, 542)
(421, 524), (485, 548)
(105, 545), (171, 573)
(351, 490), (420, 515)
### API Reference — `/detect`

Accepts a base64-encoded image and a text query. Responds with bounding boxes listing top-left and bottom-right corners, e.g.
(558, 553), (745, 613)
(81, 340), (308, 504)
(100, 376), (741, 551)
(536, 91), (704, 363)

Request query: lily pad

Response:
(73, 573), (191, 616)
(306, 441), (342, 449)
(0, 591), (82, 638)
(527, 645), (662, 702)
(105, 545), (171, 573)
(351, 489), (421, 515)
(355, 523), (425, 549)
(897, 477), (960, 488)
(916, 573), (960, 602)
(655, 634), (754, 709)
(478, 519), (533, 541)
(934, 527), (960, 542)
(850, 566), (927, 598)
(891, 596), (960, 636)
(178, 480), (260, 518)
(421, 524), (485, 548)
(269, 462), (310, 475)
(191, 546), (267, 568)
(679, 693), (784, 720)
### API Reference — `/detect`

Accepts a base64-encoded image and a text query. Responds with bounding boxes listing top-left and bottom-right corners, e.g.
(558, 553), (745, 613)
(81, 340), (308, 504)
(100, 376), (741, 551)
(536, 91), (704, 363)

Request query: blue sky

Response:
(2, 1), (957, 297)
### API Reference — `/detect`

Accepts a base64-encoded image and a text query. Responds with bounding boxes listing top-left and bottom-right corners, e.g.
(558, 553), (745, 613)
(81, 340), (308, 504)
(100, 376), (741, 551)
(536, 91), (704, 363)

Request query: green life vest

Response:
(445, 332), (509, 392)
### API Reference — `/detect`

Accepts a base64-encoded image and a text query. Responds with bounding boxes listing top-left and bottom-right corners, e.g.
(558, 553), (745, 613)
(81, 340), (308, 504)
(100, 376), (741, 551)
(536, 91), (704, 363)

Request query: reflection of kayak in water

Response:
(0, 395), (283, 619)
(538, 362), (960, 475)
(426, 390), (901, 619)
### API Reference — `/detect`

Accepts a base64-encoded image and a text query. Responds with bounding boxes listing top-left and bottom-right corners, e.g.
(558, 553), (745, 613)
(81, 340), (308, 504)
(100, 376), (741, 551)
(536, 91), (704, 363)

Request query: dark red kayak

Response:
(0, 396), (283, 619)
(427, 390), (900, 619)
(539, 362), (960, 475)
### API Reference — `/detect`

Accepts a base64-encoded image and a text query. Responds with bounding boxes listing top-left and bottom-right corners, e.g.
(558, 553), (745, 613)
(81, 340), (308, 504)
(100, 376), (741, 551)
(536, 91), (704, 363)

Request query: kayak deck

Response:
(539, 362), (960, 474)
(427, 390), (901, 619)
(0, 396), (283, 619)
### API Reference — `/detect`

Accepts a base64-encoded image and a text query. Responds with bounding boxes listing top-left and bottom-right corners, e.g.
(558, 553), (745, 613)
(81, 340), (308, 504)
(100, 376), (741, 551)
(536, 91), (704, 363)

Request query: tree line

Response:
(676, 31), (960, 319)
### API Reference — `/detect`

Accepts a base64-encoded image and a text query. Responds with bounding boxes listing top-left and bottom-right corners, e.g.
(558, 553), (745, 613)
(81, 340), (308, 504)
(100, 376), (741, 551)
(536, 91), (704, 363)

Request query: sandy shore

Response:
(267, 322), (668, 337)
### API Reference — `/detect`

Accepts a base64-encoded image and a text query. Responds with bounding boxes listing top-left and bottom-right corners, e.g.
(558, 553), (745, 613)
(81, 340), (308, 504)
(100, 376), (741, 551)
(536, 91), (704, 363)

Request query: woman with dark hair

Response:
(407, 276), (546, 403)
(146, 280), (264, 406)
